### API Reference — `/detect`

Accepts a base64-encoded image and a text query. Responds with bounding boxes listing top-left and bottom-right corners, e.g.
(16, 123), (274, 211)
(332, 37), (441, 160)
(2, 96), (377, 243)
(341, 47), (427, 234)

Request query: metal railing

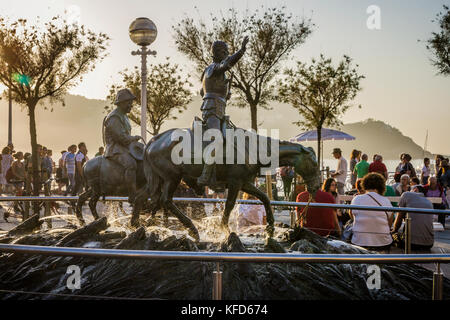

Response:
(1, 195), (449, 255)
(1, 195), (449, 216)
(0, 244), (448, 300)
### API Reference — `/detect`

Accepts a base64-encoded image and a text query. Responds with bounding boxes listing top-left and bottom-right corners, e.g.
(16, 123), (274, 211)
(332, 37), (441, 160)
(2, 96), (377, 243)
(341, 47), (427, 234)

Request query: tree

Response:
(106, 58), (193, 136)
(0, 16), (109, 206)
(277, 54), (364, 168)
(173, 6), (312, 130)
(425, 5), (450, 76)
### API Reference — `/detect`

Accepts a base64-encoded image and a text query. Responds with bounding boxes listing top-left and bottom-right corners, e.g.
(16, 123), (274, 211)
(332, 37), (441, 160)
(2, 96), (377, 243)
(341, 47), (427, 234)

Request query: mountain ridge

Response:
(0, 94), (436, 160)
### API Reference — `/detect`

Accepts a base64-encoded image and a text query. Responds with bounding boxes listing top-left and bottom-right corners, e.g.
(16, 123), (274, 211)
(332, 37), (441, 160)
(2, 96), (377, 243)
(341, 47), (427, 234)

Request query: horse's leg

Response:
(163, 208), (169, 227)
(88, 191), (100, 220)
(221, 182), (241, 234)
(161, 178), (200, 242)
(76, 189), (92, 225)
(241, 181), (275, 238)
(118, 201), (129, 217)
(131, 186), (149, 227)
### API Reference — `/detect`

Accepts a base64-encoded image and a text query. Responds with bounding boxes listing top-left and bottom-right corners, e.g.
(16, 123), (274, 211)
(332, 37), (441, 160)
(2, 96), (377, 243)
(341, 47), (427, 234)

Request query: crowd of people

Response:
(2, 139), (449, 253)
(290, 149), (450, 252)
(0, 142), (105, 197)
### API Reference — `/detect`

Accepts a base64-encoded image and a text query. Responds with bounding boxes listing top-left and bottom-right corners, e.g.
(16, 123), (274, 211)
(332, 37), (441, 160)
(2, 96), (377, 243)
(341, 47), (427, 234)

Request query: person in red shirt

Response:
(296, 189), (341, 237)
(369, 154), (388, 179)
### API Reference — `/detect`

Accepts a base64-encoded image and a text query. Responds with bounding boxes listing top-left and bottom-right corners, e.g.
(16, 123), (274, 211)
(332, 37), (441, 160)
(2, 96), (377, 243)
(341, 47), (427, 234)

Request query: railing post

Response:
(68, 205), (73, 216)
(290, 210), (296, 228)
(405, 213), (411, 254)
(432, 263), (443, 300)
(212, 262), (222, 300)
(44, 202), (52, 229)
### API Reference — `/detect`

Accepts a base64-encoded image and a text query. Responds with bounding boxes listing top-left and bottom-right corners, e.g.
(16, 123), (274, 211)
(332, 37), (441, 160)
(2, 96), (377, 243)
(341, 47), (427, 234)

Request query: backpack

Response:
(6, 166), (14, 183)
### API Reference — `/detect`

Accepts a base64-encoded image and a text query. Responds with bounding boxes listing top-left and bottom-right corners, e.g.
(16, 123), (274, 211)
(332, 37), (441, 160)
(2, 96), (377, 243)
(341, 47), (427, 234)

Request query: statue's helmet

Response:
(114, 88), (136, 105)
(211, 40), (228, 60)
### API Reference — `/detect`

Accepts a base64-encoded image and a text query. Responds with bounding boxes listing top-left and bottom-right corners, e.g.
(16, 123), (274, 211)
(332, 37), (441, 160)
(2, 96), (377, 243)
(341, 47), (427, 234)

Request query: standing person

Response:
(42, 149), (54, 179)
(73, 142), (88, 195)
(64, 145), (77, 196)
(434, 154), (444, 177)
(369, 154), (388, 180)
(349, 149), (360, 189)
(392, 186), (434, 251)
(421, 157), (431, 185)
(10, 152), (25, 195)
(330, 148), (347, 195)
(354, 153), (370, 180)
(394, 153), (406, 183)
(400, 154), (417, 178)
(56, 150), (67, 194)
(0, 147), (13, 193)
(43, 149), (54, 194)
(349, 173), (393, 251)
(95, 146), (104, 157)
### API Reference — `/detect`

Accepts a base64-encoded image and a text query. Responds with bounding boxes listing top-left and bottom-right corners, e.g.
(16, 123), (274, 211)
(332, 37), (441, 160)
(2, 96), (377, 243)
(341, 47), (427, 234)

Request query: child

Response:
(421, 157), (430, 185)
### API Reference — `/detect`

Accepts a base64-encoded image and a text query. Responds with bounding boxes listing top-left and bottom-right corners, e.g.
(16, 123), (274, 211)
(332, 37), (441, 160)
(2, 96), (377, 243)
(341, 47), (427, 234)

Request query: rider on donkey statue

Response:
(197, 36), (249, 187)
(104, 88), (142, 204)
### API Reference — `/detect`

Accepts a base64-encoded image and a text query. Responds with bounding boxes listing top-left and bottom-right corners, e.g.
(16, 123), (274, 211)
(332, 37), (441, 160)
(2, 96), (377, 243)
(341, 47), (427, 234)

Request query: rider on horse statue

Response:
(197, 36), (249, 187)
(104, 88), (142, 204)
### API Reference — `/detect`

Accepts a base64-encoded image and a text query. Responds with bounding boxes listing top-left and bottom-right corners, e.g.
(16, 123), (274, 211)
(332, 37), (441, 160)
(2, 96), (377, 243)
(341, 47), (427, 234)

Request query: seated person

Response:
(296, 186), (341, 237)
(395, 174), (410, 196)
(235, 192), (266, 232)
(350, 173), (393, 251)
(391, 185), (434, 251)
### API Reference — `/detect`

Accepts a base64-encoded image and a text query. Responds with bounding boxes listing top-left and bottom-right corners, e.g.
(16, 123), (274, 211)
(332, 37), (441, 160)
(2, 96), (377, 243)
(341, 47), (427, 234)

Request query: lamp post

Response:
(8, 89), (12, 146)
(129, 17), (157, 143)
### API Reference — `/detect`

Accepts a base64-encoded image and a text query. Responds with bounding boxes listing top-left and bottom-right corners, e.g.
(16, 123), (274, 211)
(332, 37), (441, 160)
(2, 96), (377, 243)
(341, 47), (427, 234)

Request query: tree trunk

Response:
(250, 103), (258, 131)
(317, 126), (322, 178)
(28, 104), (40, 214)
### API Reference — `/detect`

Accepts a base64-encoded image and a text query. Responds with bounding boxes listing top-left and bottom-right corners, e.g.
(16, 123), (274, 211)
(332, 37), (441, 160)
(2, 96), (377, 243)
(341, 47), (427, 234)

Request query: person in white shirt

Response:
(330, 148), (348, 195)
(235, 193), (266, 232)
(421, 157), (430, 185)
(349, 173), (393, 251)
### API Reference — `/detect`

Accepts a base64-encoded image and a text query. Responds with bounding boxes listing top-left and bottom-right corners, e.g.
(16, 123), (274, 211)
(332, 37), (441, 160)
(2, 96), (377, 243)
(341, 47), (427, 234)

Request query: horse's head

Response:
(292, 146), (321, 196)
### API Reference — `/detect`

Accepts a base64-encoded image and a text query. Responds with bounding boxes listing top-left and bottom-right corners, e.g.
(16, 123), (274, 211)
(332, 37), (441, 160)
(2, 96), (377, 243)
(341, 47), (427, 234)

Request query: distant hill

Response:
(0, 94), (434, 160)
(317, 119), (433, 160)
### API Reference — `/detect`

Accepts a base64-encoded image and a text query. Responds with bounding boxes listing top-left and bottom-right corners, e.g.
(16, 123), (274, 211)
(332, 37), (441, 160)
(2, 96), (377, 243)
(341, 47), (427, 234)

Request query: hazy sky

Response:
(1, 0), (449, 154)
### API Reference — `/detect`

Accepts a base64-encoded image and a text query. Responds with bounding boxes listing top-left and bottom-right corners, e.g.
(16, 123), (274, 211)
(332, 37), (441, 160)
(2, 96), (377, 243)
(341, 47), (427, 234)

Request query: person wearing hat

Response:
(330, 148), (348, 195)
(103, 88), (142, 203)
(196, 36), (249, 187)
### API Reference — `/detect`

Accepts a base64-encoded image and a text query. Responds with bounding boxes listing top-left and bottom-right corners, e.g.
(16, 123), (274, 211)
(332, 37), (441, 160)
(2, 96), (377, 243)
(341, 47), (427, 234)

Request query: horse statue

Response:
(131, 124), (321, 242)
(75, 144), (147, 225)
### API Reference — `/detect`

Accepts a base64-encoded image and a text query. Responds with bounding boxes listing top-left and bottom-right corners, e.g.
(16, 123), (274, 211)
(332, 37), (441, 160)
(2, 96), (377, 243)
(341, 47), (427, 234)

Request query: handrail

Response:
(1, 196), (448, 215)
(1, 244), (450, 264)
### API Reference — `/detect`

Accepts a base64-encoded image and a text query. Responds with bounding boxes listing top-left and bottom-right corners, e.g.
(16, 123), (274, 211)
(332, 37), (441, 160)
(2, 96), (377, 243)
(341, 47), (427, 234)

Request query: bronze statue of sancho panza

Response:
(197, 36), (249, 187)
(103, 88), (143, 203)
